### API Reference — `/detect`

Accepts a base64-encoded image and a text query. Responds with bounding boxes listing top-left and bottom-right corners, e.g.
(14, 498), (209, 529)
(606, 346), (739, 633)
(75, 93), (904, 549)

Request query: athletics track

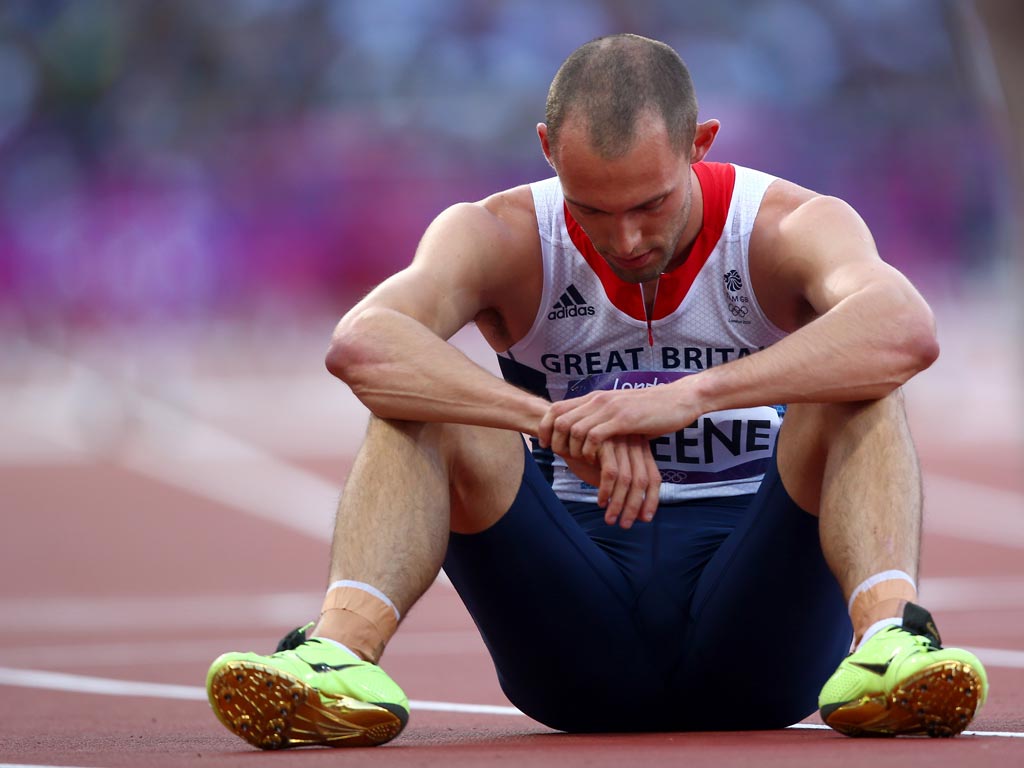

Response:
(1, 299), (1021, 767)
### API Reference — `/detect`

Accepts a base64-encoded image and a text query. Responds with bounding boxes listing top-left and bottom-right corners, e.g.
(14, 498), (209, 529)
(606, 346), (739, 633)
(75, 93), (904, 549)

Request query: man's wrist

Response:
(680, 368), (716, 417)
(519, 394), (552, 437)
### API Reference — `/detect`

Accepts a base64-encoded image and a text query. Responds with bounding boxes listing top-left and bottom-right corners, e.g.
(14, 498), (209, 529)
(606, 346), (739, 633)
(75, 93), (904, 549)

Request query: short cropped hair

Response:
(545, 34), (698, 159)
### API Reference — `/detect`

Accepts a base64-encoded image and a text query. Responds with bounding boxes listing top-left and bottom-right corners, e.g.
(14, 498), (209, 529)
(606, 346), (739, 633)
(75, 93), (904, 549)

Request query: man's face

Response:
(550, 112), (694, 284)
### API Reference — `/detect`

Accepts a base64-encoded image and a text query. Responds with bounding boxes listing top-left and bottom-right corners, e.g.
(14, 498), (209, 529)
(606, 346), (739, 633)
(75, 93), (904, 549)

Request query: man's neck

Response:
(664, 165), (705, 274)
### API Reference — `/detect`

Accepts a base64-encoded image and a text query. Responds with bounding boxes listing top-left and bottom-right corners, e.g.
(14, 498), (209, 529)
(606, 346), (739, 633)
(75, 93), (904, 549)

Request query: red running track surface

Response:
(1, 325), (1021, 767)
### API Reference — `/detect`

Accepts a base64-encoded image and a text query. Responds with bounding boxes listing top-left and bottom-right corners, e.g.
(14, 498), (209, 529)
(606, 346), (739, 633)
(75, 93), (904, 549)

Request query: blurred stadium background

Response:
(0, 0), (1020, 467)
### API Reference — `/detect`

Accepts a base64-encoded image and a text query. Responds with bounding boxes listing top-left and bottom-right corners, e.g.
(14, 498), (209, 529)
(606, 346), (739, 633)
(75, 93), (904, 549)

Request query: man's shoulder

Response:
(420, 184), (542, 289)
(759, 174), (809, 208)
(426, 184), (538, 248)
(752, 175), (853, 241)
(478, 183), (540, 228)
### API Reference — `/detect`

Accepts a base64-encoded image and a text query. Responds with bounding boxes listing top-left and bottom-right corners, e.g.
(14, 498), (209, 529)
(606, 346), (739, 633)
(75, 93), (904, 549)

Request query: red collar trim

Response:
(563, 161), (736, 321)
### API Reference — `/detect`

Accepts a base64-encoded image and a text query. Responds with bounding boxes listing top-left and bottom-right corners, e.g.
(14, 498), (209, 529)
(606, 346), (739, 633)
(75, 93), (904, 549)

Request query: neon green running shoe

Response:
(819, 603), (987, 737)
(206, 625), (409, 749)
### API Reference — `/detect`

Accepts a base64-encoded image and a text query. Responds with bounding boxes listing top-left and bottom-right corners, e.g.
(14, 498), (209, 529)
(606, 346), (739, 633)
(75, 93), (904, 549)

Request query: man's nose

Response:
(608, 215), (642, 256)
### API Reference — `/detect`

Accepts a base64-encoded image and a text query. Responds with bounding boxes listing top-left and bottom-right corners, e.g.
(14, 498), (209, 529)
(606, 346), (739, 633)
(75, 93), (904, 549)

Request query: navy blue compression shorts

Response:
(443, 439), (852, 733)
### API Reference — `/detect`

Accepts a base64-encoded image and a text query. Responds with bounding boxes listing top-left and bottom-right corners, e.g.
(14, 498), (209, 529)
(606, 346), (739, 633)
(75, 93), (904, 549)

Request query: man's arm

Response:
(328, 193), (661, 526)
(326, 198), (548, 435)
(692, 193), (940, 407)
(540, 192), (940, 460)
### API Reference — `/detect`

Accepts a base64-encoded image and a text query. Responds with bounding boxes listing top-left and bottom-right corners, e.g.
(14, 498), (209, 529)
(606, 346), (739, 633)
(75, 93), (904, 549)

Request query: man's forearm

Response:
(688, 282), (939, 414)
(326, 306), (547, 434)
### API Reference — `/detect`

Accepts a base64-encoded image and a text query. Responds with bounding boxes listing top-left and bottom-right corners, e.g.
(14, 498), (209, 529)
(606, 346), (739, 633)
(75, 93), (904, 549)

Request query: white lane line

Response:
(410, 700), (523, 716)
(964, 646), (1024, 669)
(0, 347), (455, 588)
(0, 587), (455, 634)
(0, 592), (322, 632)
(0, 666), (204, 701)
(787, 723), (1024, 738)
(0, 667), (1020, 738)
(923, 474), (1024, 549)
(0, 367), (338, 541)
(920, 576), (1024, 610)
(116, 394), (339, 542)
(0, 665), (520, 714)
(0, 630), (487, 668)
(3, 345), (1023, 554)
(4, 576), (1022, 636)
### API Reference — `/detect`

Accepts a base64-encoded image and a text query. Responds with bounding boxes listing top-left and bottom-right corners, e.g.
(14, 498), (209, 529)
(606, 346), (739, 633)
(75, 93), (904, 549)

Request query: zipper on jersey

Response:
(641, 279), (659, 347)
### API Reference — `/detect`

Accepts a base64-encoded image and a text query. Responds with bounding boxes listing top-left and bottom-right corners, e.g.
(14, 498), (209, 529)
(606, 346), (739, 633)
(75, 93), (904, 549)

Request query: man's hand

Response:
(539, 384), (700, 462)
(562, 435), (662, 528)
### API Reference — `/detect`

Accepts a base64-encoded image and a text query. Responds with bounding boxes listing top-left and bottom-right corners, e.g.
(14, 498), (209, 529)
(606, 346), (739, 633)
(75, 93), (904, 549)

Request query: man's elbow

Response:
(896, 305), (940, 381)
(325, 311), (378, 385)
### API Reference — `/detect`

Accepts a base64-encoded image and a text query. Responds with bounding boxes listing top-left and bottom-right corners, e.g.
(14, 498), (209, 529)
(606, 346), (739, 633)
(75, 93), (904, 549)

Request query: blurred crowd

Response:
(0, 0), (1015, 333)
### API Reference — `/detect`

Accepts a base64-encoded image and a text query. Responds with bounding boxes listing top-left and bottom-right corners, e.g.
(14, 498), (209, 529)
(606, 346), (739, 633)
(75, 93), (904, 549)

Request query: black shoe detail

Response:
(849, 661), (892, 676)
(294, 651), (361, 674)
(902, 603), (942, 647)
(375, 701), (410, 730)
(305, 661), (361, 673)
(276, 625), (312, 652)
(819, 701), (843, 721)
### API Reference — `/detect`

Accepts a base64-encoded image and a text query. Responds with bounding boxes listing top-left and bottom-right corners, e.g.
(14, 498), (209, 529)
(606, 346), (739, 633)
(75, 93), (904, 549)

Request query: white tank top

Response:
(498, 162), (788, 503)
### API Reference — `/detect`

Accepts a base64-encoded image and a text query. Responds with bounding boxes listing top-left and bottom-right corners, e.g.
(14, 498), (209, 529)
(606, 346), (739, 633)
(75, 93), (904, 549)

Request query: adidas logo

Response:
(548, 284), (596, 320)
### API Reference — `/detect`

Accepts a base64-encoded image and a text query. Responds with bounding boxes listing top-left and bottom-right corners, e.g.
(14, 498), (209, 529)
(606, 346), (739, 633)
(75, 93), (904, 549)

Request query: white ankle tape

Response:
(326, 579), (401, 622)
(847, 570), (916, 613)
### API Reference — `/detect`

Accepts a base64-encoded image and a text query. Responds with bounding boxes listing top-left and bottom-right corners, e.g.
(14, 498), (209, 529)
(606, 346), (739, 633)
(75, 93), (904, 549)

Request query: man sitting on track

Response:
(206, 34), (988, 748)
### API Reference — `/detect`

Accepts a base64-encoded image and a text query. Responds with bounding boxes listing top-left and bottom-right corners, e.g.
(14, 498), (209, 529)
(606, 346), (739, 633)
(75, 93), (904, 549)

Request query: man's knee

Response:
(363, 415), (526, 534)
(777, 391), (911, 515)
(445, 425), (526, 535)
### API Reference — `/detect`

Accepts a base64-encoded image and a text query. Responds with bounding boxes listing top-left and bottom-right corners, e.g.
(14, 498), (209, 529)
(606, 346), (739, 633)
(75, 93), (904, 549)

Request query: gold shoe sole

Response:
(208, 661), (404, 749)
(823, 660), (984, 738)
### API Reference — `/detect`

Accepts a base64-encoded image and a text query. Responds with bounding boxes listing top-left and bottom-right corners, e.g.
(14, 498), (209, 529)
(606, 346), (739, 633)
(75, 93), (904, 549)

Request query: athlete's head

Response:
(538, 34), (718, 283)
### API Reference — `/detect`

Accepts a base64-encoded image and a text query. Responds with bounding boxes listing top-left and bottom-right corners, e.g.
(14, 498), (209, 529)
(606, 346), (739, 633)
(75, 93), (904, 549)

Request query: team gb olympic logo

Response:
(723, 270), (743, 292)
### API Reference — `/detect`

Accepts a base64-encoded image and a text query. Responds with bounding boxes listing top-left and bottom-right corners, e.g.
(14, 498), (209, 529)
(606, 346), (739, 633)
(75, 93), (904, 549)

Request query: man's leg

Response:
(207, 416), (525, 749)
(667, 451), (851, 730)
(776, 390), (921, 638)
(776, 390), (987, 736)
(312, 416), (525, 661)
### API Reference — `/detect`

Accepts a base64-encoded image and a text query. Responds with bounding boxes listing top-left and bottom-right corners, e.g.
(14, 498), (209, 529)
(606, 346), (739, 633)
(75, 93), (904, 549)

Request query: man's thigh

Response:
(672, 452), (853, 729)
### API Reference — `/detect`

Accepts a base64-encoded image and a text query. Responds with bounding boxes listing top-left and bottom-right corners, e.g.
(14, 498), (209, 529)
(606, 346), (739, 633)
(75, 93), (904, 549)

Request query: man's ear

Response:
(537, 123), (556, 170)
(690, 119), (720, 164)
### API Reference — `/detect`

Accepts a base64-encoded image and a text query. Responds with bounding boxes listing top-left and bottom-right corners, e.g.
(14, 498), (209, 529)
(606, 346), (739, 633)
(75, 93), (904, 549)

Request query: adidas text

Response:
(548, 304), (596, 320)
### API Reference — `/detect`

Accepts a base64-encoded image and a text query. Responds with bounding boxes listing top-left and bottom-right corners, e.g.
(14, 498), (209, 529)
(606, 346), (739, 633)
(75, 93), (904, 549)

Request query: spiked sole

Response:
(822, 660), (984, 738)
(208, 661), (405, 749)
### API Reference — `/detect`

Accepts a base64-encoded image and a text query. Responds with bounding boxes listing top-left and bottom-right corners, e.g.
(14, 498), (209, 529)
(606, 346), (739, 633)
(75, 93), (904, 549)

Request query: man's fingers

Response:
(602, 441), (631, 525)
(568, 421), (586, 459)
(549, 411), (575, 455)
(639, 438), (661, 522)
(596, 441), (617, 510)
(617, 439), (653, 529)
(580, 420), (609, 463)
(571, 414), (609, 460)
(598, 442), (618, 520)
(540, 399), (579, 451)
